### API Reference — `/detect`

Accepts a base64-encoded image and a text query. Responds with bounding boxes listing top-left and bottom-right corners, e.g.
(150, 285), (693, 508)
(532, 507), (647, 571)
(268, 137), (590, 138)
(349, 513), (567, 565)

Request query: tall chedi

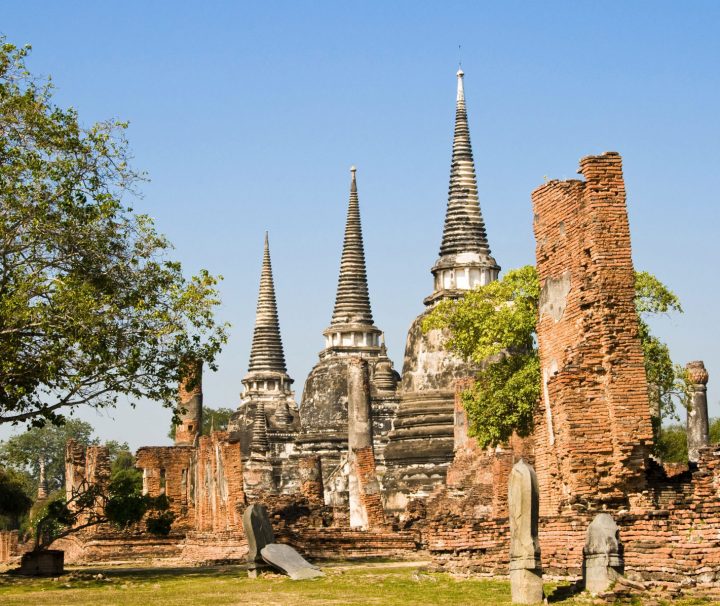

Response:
(383, 69), (500, 511)
(228, 233), (299, 464)
(298, 167), (399, 505)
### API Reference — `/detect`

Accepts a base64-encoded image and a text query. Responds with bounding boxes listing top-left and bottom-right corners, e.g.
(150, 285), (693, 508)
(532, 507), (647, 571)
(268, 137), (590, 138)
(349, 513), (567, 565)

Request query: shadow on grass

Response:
(546, 580), (584, 603)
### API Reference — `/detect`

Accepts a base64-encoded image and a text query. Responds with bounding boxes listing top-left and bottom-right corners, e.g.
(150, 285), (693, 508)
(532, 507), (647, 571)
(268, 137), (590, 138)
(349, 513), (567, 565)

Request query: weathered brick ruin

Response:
(414, 153), (720, 593)
(174, 359), (203, 447)
(533, 152), (654, 512)
(10, 70), (715, 597)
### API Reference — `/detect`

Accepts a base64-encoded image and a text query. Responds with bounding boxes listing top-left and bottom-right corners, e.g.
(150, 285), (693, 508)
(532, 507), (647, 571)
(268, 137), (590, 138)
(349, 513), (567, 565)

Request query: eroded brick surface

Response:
(532, 152), (653, 513)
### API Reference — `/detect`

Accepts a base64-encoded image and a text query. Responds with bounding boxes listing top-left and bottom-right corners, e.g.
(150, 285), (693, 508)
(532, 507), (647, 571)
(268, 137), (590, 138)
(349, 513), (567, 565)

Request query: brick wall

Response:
(423, 446), (720, 590)
(65, 441), (111, 523)
(532, 152), (653, 514)
(420, 153), (720, 591)
(194, 432), (245, 532)
(298, 455), (324, 505)
(135, 445), (195, 529)
(353, 446), (388, 530)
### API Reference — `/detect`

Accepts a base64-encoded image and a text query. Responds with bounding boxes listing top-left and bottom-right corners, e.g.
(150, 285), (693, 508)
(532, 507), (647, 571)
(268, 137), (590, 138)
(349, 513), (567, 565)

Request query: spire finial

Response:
(456, 67), (465, 101)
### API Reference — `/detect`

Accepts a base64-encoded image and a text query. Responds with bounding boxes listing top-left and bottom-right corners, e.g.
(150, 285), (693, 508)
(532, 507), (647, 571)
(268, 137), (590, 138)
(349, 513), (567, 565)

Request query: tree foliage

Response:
(31, 474), (173, 551)
(711, 418), (720, 445)
(425, 265), (687, 449)
(655, 423), (688, 464)
(424, 266), (540, 446)
(634, 272), (689, 440)
(0, 38), (228, 427)
(0, 419), (94, 495)
(0, 466), (32, 528)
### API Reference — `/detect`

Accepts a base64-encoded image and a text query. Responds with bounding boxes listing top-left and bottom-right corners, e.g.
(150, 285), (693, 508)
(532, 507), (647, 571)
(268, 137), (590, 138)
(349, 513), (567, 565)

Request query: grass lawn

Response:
(0, 561), (717, 606)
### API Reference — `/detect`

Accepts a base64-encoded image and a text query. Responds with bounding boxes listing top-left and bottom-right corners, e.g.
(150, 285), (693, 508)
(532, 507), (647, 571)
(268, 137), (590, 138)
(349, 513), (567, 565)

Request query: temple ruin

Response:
(5, 70), (717, 597)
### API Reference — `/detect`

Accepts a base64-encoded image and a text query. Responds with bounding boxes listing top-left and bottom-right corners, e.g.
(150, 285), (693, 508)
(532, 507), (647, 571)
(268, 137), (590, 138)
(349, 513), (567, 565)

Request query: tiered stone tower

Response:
(425, 68), (499, 304)
(383, 69), (500, 511)
(229, 234), (299, 477)
(323, 167), (382, 353)
(297, 168), (399, 504)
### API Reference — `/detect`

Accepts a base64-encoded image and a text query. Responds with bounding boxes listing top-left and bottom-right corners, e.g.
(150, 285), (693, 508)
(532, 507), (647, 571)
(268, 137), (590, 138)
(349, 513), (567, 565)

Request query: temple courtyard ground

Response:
(0, 561), (717, 606)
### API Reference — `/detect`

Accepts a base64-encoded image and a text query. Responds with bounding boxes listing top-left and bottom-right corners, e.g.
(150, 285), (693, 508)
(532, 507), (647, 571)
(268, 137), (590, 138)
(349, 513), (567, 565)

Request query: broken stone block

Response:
(261, 543), (324, 580)
(509, 459), (543, 604)
(18, 550), (64, 576)
(242, 504), (275, 576)
(583, 513), (623, 594)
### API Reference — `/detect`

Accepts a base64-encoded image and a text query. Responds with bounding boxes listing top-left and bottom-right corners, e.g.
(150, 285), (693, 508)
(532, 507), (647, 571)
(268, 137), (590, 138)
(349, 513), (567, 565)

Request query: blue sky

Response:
(1, 2), (719, 449)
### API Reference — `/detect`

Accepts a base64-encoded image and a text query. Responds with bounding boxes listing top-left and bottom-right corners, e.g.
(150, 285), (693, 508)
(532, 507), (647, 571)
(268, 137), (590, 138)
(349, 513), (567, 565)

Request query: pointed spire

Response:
(438, 68), (491, 258)
(425, 69), (500, 306)
(329, 167), (375, 328)
(250, 401), (270, 454)
(247, 233), (287, 373)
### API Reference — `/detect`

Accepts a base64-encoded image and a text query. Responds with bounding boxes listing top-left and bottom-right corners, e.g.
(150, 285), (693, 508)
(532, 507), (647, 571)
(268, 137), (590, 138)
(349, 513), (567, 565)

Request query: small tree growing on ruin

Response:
(424, 265), (688, 449)
(31, 475), (174, 552)
(0, 38), (228, 428)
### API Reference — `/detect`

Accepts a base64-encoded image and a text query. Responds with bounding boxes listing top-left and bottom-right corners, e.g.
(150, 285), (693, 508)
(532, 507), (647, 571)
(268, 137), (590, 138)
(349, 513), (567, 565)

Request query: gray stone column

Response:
(348, 358), (372, 450)
(686, 361), (710, 464)
(508, 459), (543, 604)
(583, 513), (623, 593)
(347, 358), (372, 529)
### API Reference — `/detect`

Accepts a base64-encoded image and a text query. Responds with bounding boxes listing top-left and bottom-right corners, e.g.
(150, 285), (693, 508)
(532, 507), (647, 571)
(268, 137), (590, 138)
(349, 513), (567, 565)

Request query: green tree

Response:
(105, 439), (142, 490)
(0, 39), (228, 428)
(0, 466), (32, 529)
(655, 423), (688, 464)
(31, 474), (173, 552)
(425, 265), (687, 449)
(167, 406), (234, 441)
(0, 419), (95, 495)
(634, 271), (689, 441)
(710, 418), (720, 444)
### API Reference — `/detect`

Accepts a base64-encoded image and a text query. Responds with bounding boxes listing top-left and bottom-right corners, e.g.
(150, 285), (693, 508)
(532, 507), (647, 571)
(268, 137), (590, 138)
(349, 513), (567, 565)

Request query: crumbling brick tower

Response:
(532, 152), (654, 515)
(175, 359), (203, 446)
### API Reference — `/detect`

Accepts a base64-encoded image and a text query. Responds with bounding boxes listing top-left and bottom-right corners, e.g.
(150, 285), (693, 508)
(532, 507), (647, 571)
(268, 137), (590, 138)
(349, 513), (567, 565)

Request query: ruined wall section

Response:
(352, 446), (388, 530)
(532, 152), (653, 514)
(194, 432), (245, 532)
(426, 446), (720, 592)
(135, 446), (195, 530)
(64, 441), (111, 523)
(0, 531), (19, 564)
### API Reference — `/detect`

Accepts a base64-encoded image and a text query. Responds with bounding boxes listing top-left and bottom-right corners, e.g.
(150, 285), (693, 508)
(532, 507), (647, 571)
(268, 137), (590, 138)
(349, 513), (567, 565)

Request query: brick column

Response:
(532, 152), (653, 514)
(298, 456), (324, 506)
